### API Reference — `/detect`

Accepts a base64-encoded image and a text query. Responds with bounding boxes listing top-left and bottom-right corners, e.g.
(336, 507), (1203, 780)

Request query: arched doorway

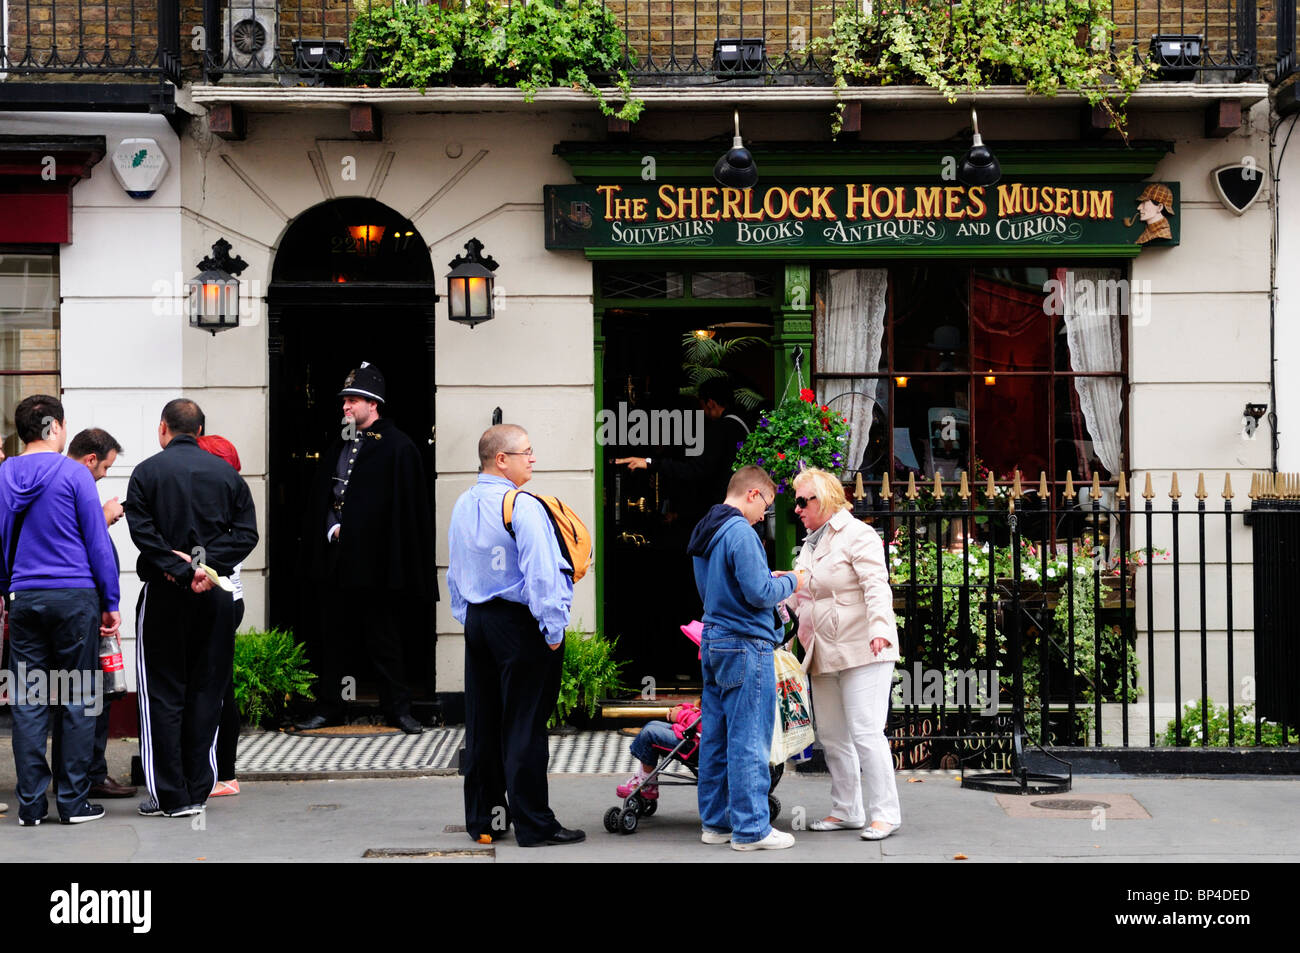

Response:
(267, 197), (438, 713)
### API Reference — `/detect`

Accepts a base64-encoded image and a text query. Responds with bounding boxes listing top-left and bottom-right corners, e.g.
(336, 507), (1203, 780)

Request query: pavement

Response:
(0, 738), (1298, 862)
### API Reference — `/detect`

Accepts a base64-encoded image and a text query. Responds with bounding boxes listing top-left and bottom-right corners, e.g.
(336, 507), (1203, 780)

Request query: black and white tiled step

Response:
(236, 728), (643, 776)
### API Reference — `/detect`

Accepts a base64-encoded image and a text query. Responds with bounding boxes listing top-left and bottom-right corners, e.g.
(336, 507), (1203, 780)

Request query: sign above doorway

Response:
(544, 180), (1179, 257)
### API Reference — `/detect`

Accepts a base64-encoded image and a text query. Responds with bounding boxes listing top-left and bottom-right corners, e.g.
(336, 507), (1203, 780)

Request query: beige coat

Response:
(789, 508), (899, 676)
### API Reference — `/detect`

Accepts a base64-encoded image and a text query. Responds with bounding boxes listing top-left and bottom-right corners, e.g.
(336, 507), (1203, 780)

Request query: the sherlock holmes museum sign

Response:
(544, 181), (1179, 256)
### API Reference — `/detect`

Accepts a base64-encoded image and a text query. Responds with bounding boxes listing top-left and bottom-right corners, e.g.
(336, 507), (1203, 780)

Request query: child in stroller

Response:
(603, 621), (785, 835)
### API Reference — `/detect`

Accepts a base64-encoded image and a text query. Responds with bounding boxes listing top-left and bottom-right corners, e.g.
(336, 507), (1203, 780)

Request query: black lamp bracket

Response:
(198, 238), (248, 277)
(449, 237), (499, 273)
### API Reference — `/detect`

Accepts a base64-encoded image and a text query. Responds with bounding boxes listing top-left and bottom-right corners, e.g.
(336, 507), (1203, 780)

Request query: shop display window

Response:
(813, 264), (1126, 505)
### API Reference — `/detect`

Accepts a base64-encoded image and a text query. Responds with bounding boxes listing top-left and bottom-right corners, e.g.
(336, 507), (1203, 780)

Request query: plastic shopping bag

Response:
(770, 647), (815, 765)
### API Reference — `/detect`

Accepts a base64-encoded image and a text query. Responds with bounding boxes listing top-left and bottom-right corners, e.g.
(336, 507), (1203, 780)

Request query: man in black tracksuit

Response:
(125, 399), (258, 817)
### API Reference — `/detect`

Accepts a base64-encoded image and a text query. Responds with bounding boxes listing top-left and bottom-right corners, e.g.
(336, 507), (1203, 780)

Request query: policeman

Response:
(296, 363), (435, 734)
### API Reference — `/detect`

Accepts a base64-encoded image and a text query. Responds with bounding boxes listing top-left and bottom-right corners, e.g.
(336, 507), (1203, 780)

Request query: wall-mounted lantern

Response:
(446, 237), (498, 329)
(186, 238), (248, 335)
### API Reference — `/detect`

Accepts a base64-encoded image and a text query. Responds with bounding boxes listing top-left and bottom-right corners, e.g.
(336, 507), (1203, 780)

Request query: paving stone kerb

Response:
(1, 771), (1297, 863)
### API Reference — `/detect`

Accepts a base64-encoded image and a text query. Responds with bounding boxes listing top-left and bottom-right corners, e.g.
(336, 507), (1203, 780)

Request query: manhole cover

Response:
(308, 804), (340, 811)
(1030, 798), (1111, 811)
(443, 824), (467, 833)
(363, 847), (492, 859)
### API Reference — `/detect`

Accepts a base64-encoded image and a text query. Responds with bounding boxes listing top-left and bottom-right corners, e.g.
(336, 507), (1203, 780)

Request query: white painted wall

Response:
(1, 111), (186, 693)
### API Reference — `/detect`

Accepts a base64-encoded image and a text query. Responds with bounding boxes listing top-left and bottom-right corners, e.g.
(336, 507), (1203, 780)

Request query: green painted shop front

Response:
(552, 141), (1178, 686)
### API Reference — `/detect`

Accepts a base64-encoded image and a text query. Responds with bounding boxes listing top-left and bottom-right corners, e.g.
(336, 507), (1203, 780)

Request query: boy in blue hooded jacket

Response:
(686, 465), (804, 850)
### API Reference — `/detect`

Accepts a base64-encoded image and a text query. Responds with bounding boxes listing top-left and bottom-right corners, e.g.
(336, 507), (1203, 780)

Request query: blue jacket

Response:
(0, 452), (120, 610)
(687, 504), (795, 643)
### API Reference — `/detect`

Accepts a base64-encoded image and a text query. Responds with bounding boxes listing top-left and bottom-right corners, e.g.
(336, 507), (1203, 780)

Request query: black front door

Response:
(266, 197), (438, 703)
(267, 302), (437, 700)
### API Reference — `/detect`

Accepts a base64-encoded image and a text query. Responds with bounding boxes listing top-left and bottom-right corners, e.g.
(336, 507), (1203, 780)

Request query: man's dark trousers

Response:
(8, 588), (100, 823)
(136, 581), (233, 811)
(316, 585), (412, 720)
(463, 598), (563, 845)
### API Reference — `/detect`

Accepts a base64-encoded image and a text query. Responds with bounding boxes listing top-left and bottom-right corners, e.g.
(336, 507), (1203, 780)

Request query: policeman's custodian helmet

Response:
(338, 361), (386, 404)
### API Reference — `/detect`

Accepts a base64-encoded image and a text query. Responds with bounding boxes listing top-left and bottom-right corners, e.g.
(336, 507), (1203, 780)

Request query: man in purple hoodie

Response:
(0, 395), (121, 826)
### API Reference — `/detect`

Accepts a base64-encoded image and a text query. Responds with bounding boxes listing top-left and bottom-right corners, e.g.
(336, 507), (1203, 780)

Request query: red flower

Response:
(777, 452), (786, 460)
(799, 388), (816, 403)
(821, 405), (829, 412)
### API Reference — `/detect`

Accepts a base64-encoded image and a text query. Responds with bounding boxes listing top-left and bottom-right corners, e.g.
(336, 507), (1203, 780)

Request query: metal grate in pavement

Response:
(236, 728), (642, 776)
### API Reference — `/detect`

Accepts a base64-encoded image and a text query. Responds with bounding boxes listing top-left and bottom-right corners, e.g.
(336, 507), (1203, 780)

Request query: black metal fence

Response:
(0, 0), (182, 82)
(1281, 0), (1299, 80)
(857, 470), (1297, 772)
(2, 0), (1267, 85)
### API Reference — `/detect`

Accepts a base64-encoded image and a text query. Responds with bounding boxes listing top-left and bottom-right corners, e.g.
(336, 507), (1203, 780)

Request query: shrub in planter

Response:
(340, 0), (644, 122)
(550, 628), (627, 729)
(233, 628), (316, 729)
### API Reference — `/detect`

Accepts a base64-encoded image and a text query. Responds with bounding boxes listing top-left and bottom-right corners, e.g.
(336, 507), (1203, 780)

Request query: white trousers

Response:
(811, 662), (901, 826)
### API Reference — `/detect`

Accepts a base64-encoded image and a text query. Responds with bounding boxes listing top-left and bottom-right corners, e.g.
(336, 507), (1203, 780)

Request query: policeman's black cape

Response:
(308, 416), (437, 601)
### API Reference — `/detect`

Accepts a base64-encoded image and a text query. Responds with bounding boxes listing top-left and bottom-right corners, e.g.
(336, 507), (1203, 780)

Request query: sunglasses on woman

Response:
(794, 495), (816, 509)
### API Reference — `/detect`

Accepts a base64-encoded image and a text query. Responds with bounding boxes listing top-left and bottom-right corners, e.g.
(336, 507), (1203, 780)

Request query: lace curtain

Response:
(815, 269), (888, 474)
(1062, 267), (1124, 475)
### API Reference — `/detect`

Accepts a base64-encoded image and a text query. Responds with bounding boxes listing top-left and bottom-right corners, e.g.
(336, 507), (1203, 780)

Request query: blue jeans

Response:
(698, 634), (775, 845)
(8, 588), (101, 823)
(630, 721), (678, 766)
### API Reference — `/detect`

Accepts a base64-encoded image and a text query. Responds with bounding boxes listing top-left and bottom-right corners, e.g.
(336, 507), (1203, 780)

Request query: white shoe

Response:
(860, 822), (901, 841)
(700, 829), (732, 845)
(809, 817), (865, 831)
(732, 828), (795, 851)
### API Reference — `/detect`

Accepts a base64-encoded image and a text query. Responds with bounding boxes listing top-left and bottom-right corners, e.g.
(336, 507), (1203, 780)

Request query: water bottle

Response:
(99, 632), (127, 700)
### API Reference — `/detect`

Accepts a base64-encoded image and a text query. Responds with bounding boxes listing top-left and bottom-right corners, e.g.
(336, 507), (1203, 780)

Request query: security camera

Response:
(1242, 403), (1267, 439)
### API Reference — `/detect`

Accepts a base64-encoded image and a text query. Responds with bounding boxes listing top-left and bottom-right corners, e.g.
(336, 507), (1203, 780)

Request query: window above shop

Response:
(0, 250), (61, 457)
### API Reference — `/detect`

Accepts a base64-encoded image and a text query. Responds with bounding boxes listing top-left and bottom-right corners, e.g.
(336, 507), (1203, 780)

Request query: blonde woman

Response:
(787, 468), (901, 840)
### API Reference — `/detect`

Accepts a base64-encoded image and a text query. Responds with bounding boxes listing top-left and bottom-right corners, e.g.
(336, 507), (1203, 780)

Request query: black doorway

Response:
(267, 198), (438, 705)
(602, 309), (774, 687)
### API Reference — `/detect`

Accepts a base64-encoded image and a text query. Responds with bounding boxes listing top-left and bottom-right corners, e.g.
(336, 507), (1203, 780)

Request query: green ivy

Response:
(340, 0), (644, 122)
(816, 0), (1150, 137)
(550, 628), (628, 729)
(232, 628), (316, 729)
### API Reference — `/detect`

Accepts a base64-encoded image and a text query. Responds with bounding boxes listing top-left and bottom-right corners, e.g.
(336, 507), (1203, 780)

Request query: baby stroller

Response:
(602, 621), (785, 835)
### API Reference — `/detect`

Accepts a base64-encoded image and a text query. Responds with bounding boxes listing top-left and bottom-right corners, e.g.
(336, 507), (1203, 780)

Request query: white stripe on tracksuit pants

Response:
(135, 581), (234, 811)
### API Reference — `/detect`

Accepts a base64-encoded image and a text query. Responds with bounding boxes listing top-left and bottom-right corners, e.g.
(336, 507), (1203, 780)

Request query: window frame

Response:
(811, 261), (1130, 506)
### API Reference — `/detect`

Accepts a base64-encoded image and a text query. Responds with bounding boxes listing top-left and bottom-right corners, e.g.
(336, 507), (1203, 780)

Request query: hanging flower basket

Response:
(735, 388), (852, 495)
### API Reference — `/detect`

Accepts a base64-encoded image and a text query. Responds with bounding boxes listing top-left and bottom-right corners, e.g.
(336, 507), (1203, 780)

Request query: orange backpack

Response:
(502, 489), (592, 583)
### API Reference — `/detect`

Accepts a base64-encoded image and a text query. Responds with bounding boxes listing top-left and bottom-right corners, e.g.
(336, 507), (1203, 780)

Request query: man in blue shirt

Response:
(447, 424), (582, 847)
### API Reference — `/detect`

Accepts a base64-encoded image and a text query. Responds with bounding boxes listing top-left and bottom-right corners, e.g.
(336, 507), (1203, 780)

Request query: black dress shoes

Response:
(394, 714), (424, 734)
(520, 827), (586, 848)
(294, 714), (336, 731)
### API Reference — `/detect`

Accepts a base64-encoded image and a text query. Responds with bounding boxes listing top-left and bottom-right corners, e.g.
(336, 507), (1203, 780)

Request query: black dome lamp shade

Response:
(713, 110), (759, 190)
(957, 108), (1001, 187)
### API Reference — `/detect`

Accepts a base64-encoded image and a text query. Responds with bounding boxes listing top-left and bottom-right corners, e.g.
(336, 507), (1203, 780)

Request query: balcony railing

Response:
(0, 0), (182, 83)
(0, 0), (1281, 88)
(1281, 0), (1298, 80)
